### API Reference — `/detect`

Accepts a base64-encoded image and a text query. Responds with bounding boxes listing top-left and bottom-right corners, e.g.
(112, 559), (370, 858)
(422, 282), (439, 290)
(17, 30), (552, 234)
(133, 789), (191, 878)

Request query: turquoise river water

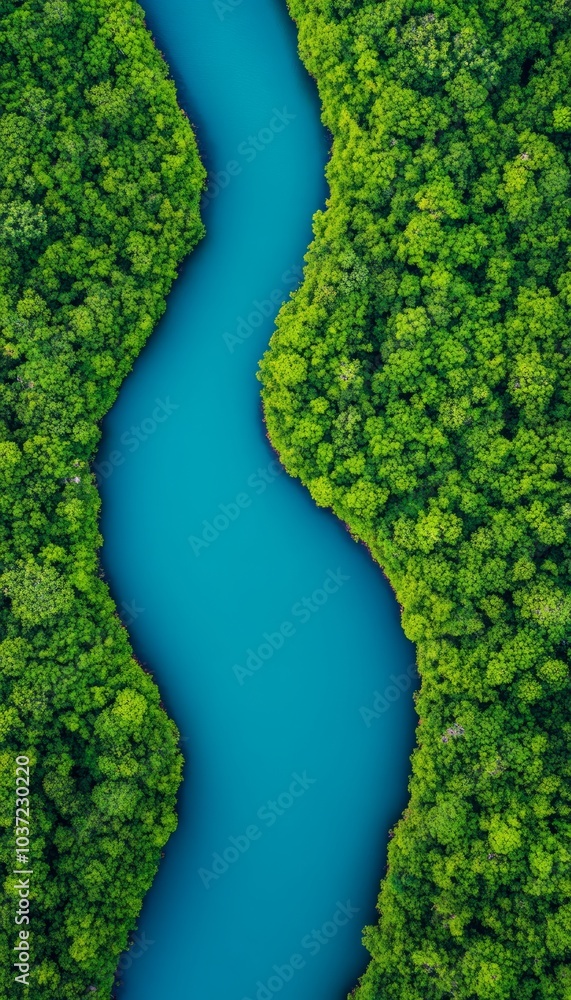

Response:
(98, 1), (416, 997)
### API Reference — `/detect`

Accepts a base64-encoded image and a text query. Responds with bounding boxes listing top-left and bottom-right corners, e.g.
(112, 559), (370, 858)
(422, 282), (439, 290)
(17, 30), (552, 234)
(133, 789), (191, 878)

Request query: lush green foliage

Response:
(260, 1), (571, 997)
(0, 0), (204, 995)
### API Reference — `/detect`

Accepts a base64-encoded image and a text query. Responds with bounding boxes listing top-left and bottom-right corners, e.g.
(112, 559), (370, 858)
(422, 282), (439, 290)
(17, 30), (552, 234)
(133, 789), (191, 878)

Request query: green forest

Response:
(0, 0), (204, 996)
(260, 0), (571, 997)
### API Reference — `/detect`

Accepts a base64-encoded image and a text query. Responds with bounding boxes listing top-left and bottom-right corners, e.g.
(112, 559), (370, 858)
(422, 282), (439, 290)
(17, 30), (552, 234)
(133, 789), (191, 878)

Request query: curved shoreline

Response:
(0, 2), (205, 996)
(260, 2), (571, 997)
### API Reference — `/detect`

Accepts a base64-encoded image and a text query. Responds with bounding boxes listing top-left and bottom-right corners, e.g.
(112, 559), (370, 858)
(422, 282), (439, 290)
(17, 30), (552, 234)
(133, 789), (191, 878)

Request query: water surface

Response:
(99, 1), (416, 997)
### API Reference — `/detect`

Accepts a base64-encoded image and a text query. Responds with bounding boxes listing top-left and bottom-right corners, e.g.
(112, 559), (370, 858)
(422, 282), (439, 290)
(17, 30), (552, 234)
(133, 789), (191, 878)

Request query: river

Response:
(98, 1), (416, 997)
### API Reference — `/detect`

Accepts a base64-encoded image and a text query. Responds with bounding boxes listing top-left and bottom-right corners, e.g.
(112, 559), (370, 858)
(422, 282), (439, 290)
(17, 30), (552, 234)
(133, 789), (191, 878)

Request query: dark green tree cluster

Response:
(0, 1), (204, 996)
(260, 1), (571, 997)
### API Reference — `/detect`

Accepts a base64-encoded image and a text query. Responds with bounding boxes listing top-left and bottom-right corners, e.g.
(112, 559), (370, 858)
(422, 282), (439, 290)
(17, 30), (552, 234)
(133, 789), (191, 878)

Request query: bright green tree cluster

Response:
(0, 1), (204, 996)
(260, 1), (571, 997)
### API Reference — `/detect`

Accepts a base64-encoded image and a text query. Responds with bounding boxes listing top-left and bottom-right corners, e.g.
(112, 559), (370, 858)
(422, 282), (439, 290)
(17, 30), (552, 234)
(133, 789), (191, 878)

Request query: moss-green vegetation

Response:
(0, 1), (204, 996)
(260, 1), (571, 996)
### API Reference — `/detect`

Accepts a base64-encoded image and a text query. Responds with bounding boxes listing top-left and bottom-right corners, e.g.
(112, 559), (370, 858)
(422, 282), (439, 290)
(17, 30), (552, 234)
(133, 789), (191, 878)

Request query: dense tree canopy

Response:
(260, 1), (571, 997)
(0, 0), (204, 996)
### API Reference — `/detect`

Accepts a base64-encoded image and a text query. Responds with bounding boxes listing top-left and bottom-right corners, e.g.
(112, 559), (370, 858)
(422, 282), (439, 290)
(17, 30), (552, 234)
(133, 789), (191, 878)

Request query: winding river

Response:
(98, 1), (416, 997)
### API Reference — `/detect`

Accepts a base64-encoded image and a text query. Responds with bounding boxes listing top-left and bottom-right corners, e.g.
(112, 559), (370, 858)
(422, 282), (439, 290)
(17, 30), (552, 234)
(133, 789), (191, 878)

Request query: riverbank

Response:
(0, 2), (204, 996)
(260, 2), (571, 996)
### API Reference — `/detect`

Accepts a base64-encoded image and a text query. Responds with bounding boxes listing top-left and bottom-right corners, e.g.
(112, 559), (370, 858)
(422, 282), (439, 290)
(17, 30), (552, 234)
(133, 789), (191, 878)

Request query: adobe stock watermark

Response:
(198, 771), (316, 889)
(359, 662), (418, 727)
(233, 568), (350, 685)
(223, 264), (302, 353)
(94, 397), (179, 484)
(188, 459), (283, 556)
(116, 931), (154, 974)
(241, 900), (360, 1000)
(202, 108), (297, 207)
(118, 598), (145, 628)
(213, 0), (244, 19)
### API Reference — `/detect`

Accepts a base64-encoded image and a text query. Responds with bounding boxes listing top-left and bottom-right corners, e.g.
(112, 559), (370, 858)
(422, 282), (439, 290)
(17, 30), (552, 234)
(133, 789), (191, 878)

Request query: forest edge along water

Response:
(98, 1), (416, 997)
